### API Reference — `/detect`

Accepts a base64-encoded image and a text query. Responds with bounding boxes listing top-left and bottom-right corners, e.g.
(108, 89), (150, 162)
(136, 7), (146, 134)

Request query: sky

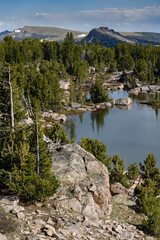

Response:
(0, 0), (160, 33)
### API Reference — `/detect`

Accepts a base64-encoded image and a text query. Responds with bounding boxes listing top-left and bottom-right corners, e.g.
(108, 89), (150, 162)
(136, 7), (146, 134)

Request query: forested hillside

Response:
(0, 33), (160, 202)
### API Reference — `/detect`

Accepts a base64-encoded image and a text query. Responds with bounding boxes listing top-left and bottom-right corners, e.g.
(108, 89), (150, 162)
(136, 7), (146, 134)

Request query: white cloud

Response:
(32, 6), (160, 31)
(1, 6), (160, 32)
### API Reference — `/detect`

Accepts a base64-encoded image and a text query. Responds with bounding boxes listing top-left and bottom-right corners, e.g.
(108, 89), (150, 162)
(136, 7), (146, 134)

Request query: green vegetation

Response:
(80, 137), (112, 169)
(90, 77), (110, 103)
(127, 162), (139, 180)
(44, 123), (70, 144)
(110, 154), (130, 188)
(0, 62), (59, 202)
(81, 138), (132, 188)
(135, 153), (160, 237)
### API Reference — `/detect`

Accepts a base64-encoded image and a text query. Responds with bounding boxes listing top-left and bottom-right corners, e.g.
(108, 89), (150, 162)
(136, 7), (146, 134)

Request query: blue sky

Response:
(0, 0), (160, 32)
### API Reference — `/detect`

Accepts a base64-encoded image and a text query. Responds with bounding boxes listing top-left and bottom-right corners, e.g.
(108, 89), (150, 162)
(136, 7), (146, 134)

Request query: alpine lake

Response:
(64, 90), (160, 169)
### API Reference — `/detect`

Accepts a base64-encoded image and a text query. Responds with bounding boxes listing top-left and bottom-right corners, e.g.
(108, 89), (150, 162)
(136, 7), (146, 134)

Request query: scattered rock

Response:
(117, 84), (124, 90)
(16, 212), (25, 219)
(33, 219), (46, 226)
(71, 102), (82, 109)
(110, 182), (129, 196)
(60, 79), (70, 90)
(105, 102), (113, 108)
(0, 195), (19, 206)
(42, 112), (67, 123)
(23, 117), (34, 125)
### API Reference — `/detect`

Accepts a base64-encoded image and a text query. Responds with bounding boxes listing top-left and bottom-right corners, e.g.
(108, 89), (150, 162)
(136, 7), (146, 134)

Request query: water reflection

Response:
(115, 104), (132, 111)
(130, 92), (160, 120)
(91, 109), (109, 132)
(79, 113), (83, 124)
(130, 92), (160, 102)
(65, 118), (76, 140)
(155, 108), (159, 119)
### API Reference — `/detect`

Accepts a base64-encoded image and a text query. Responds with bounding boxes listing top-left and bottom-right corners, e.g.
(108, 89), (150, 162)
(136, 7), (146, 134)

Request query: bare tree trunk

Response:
(8, 67), (14, 133)
(28, 93), (34, 117)
(8, 67), (15, 167)
(36, 114), (40, 175)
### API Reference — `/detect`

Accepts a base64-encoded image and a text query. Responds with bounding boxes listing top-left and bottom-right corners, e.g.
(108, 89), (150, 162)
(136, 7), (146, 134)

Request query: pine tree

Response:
(90, 76), (109, 103)
(81, 137), (112, 169)
(135, 154), (160, 216)
(110, 154), (129, 187)
(69, 78), (75, 104)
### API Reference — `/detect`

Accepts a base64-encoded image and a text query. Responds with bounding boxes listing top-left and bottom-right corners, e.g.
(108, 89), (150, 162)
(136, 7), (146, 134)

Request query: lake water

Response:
(64, 91), (160, 168)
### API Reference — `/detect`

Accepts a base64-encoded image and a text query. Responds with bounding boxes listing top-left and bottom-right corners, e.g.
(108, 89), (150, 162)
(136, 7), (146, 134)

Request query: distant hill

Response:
(0, 26), (88, 42)
(84, 27), (135, 47)
(119, 32), (160, 45)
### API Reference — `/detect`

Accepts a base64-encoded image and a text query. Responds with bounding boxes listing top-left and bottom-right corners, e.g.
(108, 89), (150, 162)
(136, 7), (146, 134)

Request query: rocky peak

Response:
(85, 26), (135, 47)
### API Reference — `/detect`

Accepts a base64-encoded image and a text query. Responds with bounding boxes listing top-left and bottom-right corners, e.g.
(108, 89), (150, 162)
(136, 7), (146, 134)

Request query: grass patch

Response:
(0, 207), (19, 234)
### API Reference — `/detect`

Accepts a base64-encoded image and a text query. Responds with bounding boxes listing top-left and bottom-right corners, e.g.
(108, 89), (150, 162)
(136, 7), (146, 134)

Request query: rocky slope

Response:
(0, 143), (156, 240)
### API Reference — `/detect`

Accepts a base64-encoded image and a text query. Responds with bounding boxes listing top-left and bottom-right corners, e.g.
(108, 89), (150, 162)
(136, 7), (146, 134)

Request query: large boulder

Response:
(51, 143), (111, 219)
(115, 97), (132, 106)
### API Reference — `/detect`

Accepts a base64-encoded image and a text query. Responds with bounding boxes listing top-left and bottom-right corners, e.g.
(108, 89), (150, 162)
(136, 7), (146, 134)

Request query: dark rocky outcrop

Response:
(85, 27), (134, 47)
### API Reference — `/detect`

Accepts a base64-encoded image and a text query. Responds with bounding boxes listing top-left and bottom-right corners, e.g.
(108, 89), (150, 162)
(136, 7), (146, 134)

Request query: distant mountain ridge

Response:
(0, 30), (11, 37)
(0, 26), (160, 46)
